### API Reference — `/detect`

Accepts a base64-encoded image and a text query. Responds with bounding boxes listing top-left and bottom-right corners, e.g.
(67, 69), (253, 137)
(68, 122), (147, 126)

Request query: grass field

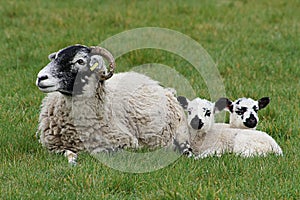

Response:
(0, 0), (299, 199)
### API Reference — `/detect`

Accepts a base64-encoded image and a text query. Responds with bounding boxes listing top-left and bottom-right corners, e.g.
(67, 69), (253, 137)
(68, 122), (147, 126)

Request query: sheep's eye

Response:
(253, 106), (258, 112)
(235, 110), (243, 115)
(77, 59), (85, 65)
(188, 110), (191, 115)
(205, 110), (211, 117)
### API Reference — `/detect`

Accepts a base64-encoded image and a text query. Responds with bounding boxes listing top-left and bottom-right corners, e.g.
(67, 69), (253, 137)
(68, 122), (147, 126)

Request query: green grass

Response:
(1, 0), (299, 199)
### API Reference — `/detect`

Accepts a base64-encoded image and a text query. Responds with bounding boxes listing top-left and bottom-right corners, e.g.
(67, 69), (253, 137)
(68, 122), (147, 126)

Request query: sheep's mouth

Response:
(37, 84), (58, 93)
(36, 77), (59, 93)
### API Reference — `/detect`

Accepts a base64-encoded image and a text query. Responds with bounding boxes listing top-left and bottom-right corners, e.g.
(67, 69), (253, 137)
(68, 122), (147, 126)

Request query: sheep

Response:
(36, 44), (191, 165)
(215, 97), (270, 129)
(177, 96), (283, 158)
(202, 96), (271, 133)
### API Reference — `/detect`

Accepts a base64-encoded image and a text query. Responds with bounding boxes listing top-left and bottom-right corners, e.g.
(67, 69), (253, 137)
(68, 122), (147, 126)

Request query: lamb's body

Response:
(193, 123), (283, 158)
(177, 96), (282, 159)
(37, 72), (189, 155)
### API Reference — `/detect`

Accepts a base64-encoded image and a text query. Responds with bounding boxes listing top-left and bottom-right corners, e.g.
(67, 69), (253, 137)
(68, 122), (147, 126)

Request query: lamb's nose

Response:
(37, 75), (48, 83)
(190, 115), (204, 130)
(244, 114), (257, 128)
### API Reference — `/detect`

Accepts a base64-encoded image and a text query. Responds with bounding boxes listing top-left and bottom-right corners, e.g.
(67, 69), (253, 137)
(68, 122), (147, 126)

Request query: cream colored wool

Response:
(193, 124), (283, 159)
(177, 97), (282, 159)
(37, 72), (190, 157)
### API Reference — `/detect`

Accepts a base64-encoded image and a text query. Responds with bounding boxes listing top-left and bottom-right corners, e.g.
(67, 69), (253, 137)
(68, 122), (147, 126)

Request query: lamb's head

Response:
(219, 97), (270, 129)
(36, 44), (115, 95)
(177, 96), (223, 134)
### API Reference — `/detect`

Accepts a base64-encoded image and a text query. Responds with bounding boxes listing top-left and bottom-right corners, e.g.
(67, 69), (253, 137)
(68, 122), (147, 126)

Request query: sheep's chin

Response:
(38, 85), (59, 93)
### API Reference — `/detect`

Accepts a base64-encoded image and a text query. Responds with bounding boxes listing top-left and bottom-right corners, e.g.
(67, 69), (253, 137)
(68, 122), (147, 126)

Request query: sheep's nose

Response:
(244, 114), (257, 128)
(37, 75), (48, 84)
(190, 115), (204, 130)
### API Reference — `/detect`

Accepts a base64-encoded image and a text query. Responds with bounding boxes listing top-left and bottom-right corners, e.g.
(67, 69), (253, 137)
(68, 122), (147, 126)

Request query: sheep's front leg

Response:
(64, 150), (78, 166)
(173, 139), (193, 157)
(181, 142), (194, 157)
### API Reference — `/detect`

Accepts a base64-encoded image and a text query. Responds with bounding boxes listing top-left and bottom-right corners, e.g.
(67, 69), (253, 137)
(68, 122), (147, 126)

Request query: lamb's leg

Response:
(64, 150), (78, 166)
(194, 148), (223, 159)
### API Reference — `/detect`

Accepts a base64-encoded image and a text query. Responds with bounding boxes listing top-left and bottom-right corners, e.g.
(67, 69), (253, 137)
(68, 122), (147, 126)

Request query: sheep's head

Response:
(219, 97), (270, 129)
(177, 96), (224, 133)
(36, 44), (115, 95)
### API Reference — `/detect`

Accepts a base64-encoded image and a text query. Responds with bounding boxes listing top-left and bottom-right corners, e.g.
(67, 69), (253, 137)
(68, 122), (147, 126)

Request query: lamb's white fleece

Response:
(193, 123), (283, 159)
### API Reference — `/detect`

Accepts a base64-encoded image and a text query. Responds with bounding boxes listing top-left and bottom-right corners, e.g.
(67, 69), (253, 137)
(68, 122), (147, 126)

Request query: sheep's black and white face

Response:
(226, 97), (270, 129)
(178, 96), (215, 133)
(36, 45), (106, 95)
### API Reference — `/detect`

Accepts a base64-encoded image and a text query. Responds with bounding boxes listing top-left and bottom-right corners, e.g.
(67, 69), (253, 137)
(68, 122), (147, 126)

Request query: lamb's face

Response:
(178, 97), (215, 133)
(36, 45), (106, 95)
(227, 97), (270, 129)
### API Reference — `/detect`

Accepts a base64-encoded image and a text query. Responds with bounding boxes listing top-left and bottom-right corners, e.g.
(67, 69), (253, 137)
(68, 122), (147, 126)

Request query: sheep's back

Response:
(105, 72), (187, 149)
(192, 125), (236, 157)
(231, 129), (283, 156)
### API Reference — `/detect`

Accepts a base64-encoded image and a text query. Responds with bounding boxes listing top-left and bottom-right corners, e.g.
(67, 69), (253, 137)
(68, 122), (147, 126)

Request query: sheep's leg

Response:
(173, 139), (193, 157)
(173, 119), (193, 157)
(181, 142), (193, 157)
(64, 150), (78, 166)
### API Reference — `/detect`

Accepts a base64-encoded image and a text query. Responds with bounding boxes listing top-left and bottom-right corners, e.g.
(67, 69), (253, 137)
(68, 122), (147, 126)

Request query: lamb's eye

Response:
(205, 110), (211, 117)
(77, 59), (85, 65)
(236, 110), (243, 115)
(253, 106), (258, 112)
(236, 107), (247, 115)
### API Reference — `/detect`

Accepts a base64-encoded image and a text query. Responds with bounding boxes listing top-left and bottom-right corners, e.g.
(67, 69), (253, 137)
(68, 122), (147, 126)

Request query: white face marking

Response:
(36, 63), (60, 92)
(186, 98), (215, 133)
(71, 52), (88, 63)
(230, 98), (259, 129)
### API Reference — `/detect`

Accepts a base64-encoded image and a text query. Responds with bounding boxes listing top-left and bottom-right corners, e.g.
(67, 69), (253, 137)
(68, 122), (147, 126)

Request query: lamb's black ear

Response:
(215, 97), (233, 113)
(177, 96), (189, 110)
(258, 97), (270, 110)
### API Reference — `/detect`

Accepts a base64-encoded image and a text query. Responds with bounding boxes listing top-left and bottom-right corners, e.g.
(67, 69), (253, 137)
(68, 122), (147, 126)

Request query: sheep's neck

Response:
(71, 81), (106, 119)
(95, 81), (106, 103)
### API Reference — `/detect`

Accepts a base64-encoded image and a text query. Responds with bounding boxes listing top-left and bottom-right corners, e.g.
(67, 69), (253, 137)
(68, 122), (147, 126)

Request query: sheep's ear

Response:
(258, 97), (270, 110)
(88, 55), (106, 72)
(177, 96), (189, 110)
(215, 97), (233, 113)
(48, 52), (56, 61)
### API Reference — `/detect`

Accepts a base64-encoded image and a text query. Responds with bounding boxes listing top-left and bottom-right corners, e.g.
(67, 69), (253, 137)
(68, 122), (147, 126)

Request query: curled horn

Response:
(90, 46), (116, 80)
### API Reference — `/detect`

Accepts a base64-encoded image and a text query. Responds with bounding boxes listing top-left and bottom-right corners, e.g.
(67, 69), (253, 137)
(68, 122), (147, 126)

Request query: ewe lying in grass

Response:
(35, 45), (191, 165)
(177, 96), (283, 159)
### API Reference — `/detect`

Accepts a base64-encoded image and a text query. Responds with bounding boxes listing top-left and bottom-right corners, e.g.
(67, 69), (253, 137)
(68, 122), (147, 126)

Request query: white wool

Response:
(193, 123), (283, 159)
(178, 97), (283, 158)
(37, 72), (190, 163)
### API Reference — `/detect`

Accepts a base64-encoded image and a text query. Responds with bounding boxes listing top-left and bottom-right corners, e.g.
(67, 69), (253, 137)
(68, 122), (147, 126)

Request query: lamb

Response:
(215, 97), (270, 129)
(177, 96), (283, 158)
(36, 44), (191, 165)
